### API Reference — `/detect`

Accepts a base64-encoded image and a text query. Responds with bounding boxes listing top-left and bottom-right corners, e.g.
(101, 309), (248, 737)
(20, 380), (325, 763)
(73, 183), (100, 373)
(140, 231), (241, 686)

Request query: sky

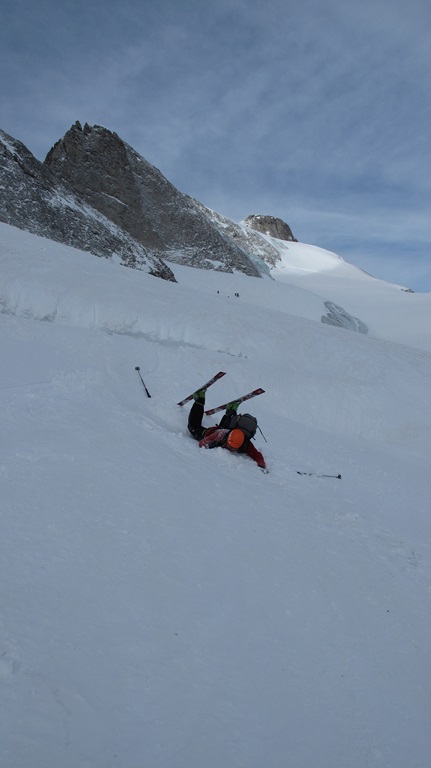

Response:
(1, 0), (431, 291)
(2, 223), (431, 766)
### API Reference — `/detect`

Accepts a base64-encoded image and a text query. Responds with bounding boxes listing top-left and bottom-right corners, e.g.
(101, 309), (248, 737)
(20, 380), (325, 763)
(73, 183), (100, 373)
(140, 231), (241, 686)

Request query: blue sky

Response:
(1, 0), (430, 291)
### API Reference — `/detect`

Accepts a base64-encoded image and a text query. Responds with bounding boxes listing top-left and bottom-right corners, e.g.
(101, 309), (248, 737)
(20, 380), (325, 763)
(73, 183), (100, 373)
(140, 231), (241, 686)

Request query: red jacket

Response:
(199, 427), (266, 469)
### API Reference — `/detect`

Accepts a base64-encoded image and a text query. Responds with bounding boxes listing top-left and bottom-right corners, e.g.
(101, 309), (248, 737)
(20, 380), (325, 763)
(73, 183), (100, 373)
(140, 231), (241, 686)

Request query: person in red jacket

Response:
(188, 390), (267, 471)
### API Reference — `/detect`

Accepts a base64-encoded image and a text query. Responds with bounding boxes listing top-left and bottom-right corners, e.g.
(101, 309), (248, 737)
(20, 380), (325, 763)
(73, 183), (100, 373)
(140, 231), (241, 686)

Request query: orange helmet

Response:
(227, 428), (245, 450)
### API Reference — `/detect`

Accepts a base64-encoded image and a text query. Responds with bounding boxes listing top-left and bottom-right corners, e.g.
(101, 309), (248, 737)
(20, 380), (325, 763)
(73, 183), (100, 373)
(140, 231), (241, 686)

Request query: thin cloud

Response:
(1, 0), (430, 290)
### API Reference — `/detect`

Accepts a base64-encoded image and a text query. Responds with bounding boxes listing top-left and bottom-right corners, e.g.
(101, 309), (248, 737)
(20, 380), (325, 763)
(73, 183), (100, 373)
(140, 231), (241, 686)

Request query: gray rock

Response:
(321, 301), (368, 334)
(44, 122), (262, 277)
(192, 201), (279, 271)
(1, 121), (299, 282)
(244, 214), (297, 243)
(0, 128), (174, 281)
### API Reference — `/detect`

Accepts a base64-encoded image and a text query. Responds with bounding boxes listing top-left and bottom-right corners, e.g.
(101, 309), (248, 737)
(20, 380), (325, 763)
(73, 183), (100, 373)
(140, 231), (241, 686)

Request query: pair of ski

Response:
(178, 373), (341, 479)
(177, 371), (264, 415)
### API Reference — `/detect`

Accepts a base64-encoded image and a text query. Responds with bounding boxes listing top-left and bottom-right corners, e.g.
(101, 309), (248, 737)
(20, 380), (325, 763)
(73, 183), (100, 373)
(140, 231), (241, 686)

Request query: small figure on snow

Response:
(188, 390), (267, 471)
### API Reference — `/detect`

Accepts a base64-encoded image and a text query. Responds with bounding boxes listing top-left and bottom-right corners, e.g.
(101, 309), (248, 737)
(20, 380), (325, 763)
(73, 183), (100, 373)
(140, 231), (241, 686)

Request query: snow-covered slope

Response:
(1, 223), (431, 768)
(245, 228), (431, 351)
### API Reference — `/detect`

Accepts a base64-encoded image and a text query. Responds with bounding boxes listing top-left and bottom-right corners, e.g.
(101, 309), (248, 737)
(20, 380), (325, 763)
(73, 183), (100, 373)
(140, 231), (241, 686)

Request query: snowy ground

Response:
(1, 222), (431, 767)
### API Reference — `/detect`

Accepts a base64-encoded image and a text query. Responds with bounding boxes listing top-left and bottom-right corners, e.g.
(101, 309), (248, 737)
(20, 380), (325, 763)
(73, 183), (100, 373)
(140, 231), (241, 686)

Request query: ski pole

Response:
(135, 366), (151, 398)
(297, 471), (341, 479)
(257, 425), (268, 442)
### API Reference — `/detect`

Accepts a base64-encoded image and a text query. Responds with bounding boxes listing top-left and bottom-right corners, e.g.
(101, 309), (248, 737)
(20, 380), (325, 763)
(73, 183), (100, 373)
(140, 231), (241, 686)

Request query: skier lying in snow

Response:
(188, 390), (267, 471)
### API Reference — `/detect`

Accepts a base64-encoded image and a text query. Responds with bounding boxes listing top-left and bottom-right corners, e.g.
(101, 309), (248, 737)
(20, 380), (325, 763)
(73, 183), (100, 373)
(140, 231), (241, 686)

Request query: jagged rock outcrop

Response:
(44, 122), (262, 276)
(244, 214), (297, 243)
(0, 122), (299, 281)
(0, 129), (174, 280)
(192, 201), (280, 271)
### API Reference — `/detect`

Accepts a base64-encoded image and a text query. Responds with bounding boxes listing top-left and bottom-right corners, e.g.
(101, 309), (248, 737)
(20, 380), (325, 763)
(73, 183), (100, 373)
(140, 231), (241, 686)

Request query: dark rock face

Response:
(45, 123), (165, 251)
(244, 214), (297, 242)
(44, 122), (261, 276)
(1, 121), (298, 281)
(0, 128), (174, 280)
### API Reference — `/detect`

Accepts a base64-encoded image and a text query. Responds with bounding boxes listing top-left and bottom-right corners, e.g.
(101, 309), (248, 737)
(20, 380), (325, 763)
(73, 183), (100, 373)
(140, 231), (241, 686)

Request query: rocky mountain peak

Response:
(0, 125), (174, 280)
(244, 214), (297, 242)
(1, 122), (298, 281)
(43, 122), (263, 276)
(45, 121), (166, 250)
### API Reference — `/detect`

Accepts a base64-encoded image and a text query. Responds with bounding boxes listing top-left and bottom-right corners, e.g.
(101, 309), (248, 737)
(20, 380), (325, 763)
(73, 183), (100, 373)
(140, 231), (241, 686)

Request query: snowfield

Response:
(1, 222), (431, 768)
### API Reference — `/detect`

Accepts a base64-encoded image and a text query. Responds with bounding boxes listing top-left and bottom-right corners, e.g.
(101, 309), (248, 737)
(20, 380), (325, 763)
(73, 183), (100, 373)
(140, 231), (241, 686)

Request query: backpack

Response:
(234, 413), (258, 440)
